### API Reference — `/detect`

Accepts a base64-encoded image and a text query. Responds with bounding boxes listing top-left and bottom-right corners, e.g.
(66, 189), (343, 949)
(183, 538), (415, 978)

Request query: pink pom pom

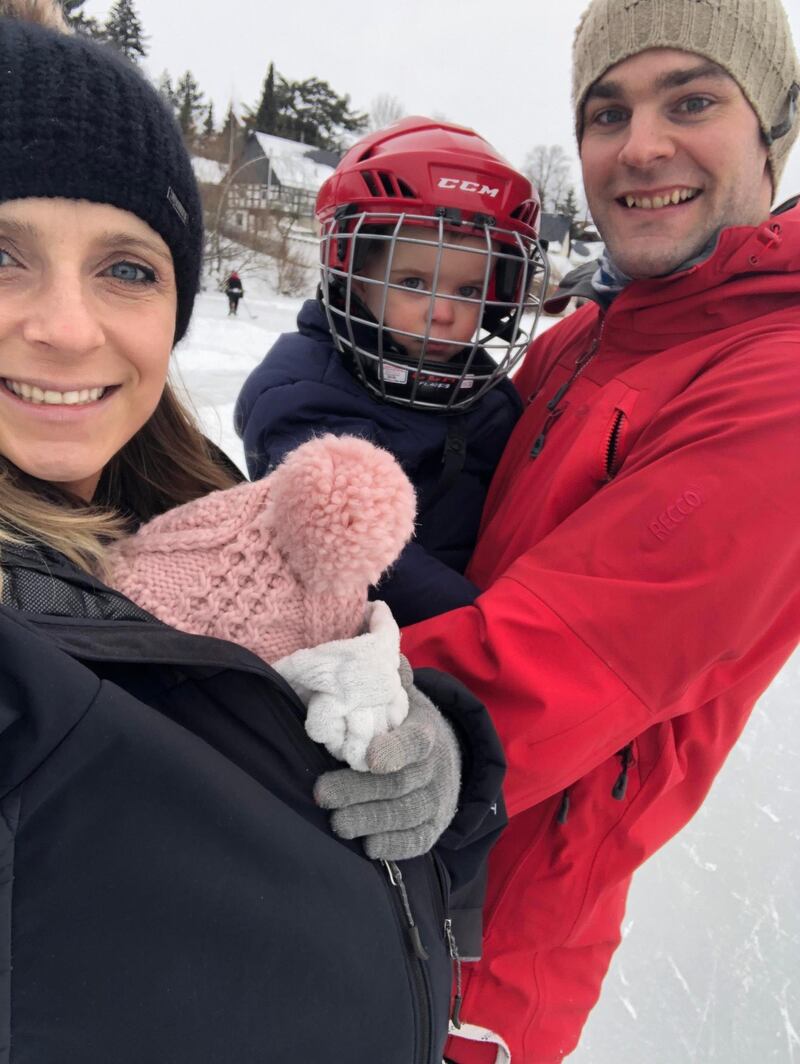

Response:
(268, 435), (416, 593)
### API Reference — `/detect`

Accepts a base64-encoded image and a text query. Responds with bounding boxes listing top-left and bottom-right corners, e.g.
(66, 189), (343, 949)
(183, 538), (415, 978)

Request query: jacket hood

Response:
(547, 200), (800, 351)
(296, 296), (334, 342)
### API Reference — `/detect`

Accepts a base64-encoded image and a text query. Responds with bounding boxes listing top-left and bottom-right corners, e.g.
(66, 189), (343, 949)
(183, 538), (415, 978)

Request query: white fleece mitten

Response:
(273, 601), (409, 771)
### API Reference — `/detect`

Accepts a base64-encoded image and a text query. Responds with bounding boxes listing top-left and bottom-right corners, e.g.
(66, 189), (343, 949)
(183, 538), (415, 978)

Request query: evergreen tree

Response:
(104, 0), (147, 63)
(247, 69), (367, 149)
(284, 76), (367, 148)
(254, 63), (278, 134)
(219, 104), (243, 167)
(220, 105), (239, 142)
(61, 0), (103, 37)
(203, 103), (216, 140)
(156, 70), (178, 116)
(175, 71), (205, 140)
(556, 187), (580, 227)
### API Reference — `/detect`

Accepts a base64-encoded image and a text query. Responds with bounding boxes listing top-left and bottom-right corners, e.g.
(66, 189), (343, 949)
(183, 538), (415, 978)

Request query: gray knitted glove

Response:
(314, 658), (461, 860)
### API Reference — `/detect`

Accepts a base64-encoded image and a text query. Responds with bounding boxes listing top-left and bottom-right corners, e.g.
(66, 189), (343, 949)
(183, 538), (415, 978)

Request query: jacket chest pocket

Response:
(565, 378), (641, 486)
(527, 379), (642, 510)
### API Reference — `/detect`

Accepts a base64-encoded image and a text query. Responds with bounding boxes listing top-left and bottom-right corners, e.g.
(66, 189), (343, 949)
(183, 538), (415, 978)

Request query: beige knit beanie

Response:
(572, 0), (800, 189)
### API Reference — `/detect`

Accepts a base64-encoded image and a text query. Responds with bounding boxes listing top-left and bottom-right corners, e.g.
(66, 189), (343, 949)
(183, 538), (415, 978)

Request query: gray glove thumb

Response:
(314, 668), (461, 861)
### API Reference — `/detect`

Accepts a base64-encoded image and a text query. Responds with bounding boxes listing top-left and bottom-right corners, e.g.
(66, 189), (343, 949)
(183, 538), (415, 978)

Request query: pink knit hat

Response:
(106, 435), (416, 662)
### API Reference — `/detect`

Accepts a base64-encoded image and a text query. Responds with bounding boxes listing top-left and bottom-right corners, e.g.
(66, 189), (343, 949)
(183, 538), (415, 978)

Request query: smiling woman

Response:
(0, 11), (234, 574)
(0, 199), (178, 500)
(0, 5), (506, 1063)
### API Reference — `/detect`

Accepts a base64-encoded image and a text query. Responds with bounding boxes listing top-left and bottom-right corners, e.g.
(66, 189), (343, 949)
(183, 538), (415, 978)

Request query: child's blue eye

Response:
(400, 277), (426, 291)
(106, 260), (156, 284)
(458, 286), (482, 299)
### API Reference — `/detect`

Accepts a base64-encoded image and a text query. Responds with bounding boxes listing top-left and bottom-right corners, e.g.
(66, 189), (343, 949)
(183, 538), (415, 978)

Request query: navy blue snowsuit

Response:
(235, 299), (523, 626)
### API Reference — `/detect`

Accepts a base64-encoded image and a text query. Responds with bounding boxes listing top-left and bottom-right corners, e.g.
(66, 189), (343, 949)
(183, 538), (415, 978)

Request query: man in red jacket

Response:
(401, 0), (800, 1060)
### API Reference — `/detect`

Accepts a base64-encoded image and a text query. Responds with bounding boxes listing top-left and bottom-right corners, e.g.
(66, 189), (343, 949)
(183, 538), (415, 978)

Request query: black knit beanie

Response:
(0, 16), (203, 343)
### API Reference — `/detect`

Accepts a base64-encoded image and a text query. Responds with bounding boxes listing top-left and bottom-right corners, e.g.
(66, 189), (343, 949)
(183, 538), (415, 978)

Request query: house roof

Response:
(191, 156), (228, 186)
(251, 132), (337, 193)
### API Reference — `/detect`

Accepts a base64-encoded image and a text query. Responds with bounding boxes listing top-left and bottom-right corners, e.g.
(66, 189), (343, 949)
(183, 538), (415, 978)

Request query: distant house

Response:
(226, 132), (339, 227)
(539, 212), (572, 257)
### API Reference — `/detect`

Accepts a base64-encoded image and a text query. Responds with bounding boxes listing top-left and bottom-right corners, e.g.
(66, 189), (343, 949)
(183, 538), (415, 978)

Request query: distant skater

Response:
(224, 270), (244, 315)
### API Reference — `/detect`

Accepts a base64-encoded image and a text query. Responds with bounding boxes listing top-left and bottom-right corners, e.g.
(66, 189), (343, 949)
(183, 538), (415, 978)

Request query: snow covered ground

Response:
(175, 287), (800, 1064)
(171, 289), (298, 473)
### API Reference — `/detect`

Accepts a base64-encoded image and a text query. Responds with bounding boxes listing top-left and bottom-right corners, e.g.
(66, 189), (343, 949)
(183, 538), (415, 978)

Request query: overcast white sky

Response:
(86, 0), (800, 202)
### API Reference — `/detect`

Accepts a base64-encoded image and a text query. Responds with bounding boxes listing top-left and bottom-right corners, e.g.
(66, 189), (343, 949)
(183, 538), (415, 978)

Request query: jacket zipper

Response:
(429, 853), (462, 1028)
(444, 917), (463, 1029)
(604, 409), (626, 480)
(530, 318), (606, 460)
(383, 859), (434, 1064)
(612, 742), (636, 800)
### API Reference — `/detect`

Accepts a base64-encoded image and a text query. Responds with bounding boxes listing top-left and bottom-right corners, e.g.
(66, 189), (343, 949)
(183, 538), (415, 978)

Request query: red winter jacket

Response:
(402, 206), (800, 1063)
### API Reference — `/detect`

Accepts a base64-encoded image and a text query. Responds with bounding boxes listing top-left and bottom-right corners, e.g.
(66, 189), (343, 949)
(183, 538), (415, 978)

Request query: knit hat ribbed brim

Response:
(0, 17), (203, 342)
(572, 0), (800, 190)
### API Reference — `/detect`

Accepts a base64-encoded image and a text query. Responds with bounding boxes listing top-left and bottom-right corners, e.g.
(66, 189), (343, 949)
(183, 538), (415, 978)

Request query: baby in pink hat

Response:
(106, 434), (417, 770)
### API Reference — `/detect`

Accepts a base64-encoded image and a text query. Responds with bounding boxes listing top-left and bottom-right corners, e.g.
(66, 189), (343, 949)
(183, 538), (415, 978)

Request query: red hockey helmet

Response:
(315, 116), (548, 412)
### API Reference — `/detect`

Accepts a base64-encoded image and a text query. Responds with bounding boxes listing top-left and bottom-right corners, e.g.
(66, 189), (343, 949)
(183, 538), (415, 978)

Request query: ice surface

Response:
(571, 651), (800, 1063)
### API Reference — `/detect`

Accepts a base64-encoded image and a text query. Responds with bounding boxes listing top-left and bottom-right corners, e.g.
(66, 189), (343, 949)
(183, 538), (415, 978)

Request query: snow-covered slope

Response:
(172, 290), (302, 472)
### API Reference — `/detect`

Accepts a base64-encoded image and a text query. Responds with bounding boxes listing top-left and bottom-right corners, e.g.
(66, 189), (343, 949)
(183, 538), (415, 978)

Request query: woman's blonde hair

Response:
(0, 382), (239, 577)
(0, 0), (70, 32)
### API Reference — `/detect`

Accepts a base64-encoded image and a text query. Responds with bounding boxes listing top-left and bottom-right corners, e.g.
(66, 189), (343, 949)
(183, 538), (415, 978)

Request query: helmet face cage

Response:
(320, 209), (549, 412)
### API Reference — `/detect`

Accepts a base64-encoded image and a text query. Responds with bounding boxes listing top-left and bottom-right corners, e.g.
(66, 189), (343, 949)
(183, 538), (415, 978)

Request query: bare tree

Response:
(199, 178), (313, 298)
(523, 144), (573, 214)
(267, 208), (314, 296)
(369, 93), (404, 131)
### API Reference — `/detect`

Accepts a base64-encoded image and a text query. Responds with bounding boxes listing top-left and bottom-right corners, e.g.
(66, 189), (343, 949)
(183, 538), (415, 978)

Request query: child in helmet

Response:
(235, 117), (548, 627)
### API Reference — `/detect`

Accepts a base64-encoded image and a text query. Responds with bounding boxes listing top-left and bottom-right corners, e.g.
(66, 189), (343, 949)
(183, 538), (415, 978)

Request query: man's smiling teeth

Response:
(5, 379), (107, 405)
(623, 188), (699, 209)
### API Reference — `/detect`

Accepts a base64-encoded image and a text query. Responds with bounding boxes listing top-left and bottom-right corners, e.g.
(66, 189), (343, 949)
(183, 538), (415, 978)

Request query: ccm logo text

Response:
(437, 177), (499, 197)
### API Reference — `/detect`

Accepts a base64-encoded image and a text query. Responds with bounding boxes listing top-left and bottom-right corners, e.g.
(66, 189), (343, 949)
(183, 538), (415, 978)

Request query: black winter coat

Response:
(234, 299), (523, 627)
(0, 546), (505, 1064)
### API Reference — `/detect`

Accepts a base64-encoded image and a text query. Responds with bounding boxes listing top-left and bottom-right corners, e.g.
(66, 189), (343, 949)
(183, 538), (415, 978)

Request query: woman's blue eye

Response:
(108, 260), (156, 284)
(0, 248), (18, 268)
